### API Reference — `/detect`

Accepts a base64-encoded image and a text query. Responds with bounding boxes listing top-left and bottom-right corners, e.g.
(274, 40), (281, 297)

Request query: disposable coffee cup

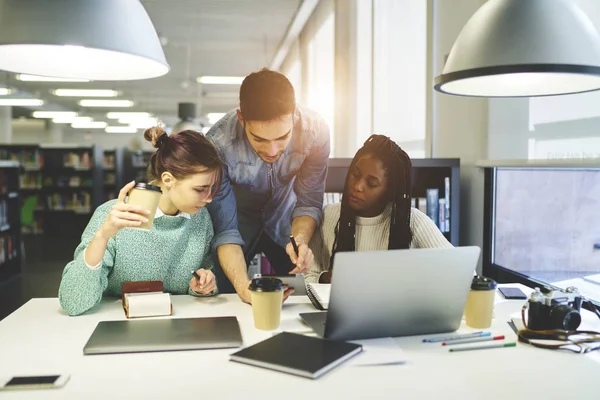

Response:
(464, 276), (497, 329)
(249, 278), (284, 330)
(127, 182), (162, 231)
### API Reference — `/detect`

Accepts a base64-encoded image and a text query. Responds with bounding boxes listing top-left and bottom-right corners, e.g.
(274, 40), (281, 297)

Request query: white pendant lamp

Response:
(434, 0), (600, 97)
(0, 0), (169, 81)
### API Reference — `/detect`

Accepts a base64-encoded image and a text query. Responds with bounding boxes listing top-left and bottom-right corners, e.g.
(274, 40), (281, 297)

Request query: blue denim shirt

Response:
(206, 105), (330, 250)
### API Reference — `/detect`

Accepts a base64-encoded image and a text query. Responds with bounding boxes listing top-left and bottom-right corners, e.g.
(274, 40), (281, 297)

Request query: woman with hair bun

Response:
(59, 127), (223, 316)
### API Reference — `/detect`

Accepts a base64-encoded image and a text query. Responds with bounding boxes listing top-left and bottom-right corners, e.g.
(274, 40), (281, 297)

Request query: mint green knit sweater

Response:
(59, 200), (216, 316)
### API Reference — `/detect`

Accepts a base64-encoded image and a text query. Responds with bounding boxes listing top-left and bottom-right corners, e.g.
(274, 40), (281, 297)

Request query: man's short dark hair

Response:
(239, 68), (296, 121)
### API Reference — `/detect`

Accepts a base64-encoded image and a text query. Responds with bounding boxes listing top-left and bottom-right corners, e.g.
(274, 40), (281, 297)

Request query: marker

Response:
(449, 342), (516, 352)
(442, 335), (505, 346)
(289, 235), (299, 256)
(423, 331), (490, 343)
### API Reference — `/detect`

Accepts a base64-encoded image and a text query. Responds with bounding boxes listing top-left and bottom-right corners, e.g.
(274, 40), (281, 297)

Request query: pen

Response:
(449, 342), (516, 352)
(289, 235), (299, 256)
(442, 335), (505, 346)
(191, 270), (201, 281)
(423, 331), (490, 343)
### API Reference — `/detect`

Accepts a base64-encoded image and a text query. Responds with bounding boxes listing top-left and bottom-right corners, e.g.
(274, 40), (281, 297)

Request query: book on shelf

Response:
(46, 192), (91, 212)
(417, 198), (427, 214)
(323, 192), (342, 206)
(426, 188), (439, 228)
(63, 152), (92, 169)
(444, 177), (450, 232)
(103, 154), (115, 169)
(0, 148), (43, 169)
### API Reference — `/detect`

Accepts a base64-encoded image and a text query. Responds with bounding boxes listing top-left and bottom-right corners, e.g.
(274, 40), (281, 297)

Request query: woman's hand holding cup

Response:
(99, 181), (150, 239)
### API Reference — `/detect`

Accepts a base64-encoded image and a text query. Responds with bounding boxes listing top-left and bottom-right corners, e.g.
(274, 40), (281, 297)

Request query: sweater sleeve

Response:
(305, 204), (336, 284)
(189, 209), (219, 297)
(410, 208), (453, 248)
(58, 201), (117, 316)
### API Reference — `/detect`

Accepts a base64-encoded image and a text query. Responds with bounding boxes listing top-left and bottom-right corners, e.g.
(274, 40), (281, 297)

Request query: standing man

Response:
(206, 68), (330, 303)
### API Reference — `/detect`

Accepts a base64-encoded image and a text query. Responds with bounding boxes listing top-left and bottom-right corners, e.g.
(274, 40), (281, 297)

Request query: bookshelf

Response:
(0, 145), (44, 235)
(102, 147), (125, 201)
(325, 158), (460, 246)
(123, 149), (153, 183)
(0, 161), (22, 283)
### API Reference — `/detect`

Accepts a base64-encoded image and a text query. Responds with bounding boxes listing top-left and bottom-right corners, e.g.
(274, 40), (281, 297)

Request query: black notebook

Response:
(230, 332), (362, 379)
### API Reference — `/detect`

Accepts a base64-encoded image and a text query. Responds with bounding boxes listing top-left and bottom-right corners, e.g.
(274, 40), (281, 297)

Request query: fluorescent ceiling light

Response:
(0, 99), (43, 106)
(16, 74), (90, 82)
(0, 0), (169, 81)
(53, 89), (118, 97)
(197, 76), (244, 85)
(207, 113), (226, 125)
(127, 118), (161, 129)
(33, 111), (78, 119)
(105, 126), (138, 133)
(107, 112), (151, 119)
(53, 116), (92, 124)
(434, 0), (600, 97)
(71, 121), (107, 129)
(79, 99), (134, 107)
(0, 88), (11, 95)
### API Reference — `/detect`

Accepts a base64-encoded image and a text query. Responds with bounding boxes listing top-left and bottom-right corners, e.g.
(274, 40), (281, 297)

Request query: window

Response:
(306, 12), (335, 155)
(485, 167), (600, 304)
(372, 0), (427, 158)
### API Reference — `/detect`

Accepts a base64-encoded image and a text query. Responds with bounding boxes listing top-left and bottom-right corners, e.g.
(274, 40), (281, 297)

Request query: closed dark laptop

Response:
(83, 317), (243, 355)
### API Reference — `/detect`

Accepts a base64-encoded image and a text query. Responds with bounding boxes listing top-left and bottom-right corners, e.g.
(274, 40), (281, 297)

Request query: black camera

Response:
(527, 286), (583, 331)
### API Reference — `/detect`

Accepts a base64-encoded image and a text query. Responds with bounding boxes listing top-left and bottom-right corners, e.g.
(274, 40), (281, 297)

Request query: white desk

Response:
(0, 285), (599, 399)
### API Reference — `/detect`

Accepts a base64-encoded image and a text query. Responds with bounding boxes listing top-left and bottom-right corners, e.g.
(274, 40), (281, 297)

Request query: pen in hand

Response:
(289, 235), (299, 256)
(191, 270), (202, 285)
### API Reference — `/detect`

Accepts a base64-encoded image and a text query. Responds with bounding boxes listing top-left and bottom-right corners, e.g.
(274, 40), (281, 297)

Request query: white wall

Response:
(431, 0), (488, 272)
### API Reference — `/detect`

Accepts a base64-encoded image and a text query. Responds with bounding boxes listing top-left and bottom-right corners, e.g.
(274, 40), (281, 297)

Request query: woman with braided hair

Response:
(59, 127), (223, 315)
(305, 134), (451, 284)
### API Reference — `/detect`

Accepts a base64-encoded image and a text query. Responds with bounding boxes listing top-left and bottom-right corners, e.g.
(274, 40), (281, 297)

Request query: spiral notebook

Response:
(307, 283), (331, 310)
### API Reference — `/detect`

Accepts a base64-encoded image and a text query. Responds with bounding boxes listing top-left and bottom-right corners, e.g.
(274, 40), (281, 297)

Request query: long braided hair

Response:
(329, 134), (413, 269)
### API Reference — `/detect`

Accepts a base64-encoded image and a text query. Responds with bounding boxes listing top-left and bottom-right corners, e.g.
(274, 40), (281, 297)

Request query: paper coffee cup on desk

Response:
(249, 278), (284, 330)
(127, 182), (161, 231)
(464, 276), (497, 329)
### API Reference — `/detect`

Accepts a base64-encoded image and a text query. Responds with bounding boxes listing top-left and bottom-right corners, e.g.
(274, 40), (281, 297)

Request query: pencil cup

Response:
(464, 276), (497, 329)
(249, 278), (284, 330)
(127, 182), (161, 231)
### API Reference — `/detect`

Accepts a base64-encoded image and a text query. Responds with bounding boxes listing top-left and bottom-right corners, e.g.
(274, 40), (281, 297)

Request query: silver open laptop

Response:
(83, 317), (243, 355)
(300, 246), (480, 341)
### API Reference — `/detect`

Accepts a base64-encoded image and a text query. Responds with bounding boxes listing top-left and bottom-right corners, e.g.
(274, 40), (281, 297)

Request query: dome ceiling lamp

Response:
(0, 0), (169, 81)
(434, 0), (600, 97)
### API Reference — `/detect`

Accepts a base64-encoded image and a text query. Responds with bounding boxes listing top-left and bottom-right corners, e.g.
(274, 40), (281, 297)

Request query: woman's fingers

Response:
(117, 181), (136, 203)
(112, 210), (148, 223)
(112, 203), (150, 215)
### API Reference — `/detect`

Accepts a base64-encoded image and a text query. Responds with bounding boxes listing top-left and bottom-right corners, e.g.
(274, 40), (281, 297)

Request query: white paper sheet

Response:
(348, 337), (407, 366)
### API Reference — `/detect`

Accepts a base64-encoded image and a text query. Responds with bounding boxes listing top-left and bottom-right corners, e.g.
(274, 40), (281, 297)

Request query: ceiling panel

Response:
(5, 0), (301, 131)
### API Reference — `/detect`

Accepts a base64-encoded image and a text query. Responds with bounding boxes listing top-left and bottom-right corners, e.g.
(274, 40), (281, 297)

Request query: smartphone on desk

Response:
(0, 374), (70, 391)
(498, 287), (527, 300)
(253, 274), (307, 296)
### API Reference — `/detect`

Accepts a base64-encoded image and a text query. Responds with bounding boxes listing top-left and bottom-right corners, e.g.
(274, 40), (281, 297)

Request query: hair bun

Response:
(144, 126), (168, 149)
